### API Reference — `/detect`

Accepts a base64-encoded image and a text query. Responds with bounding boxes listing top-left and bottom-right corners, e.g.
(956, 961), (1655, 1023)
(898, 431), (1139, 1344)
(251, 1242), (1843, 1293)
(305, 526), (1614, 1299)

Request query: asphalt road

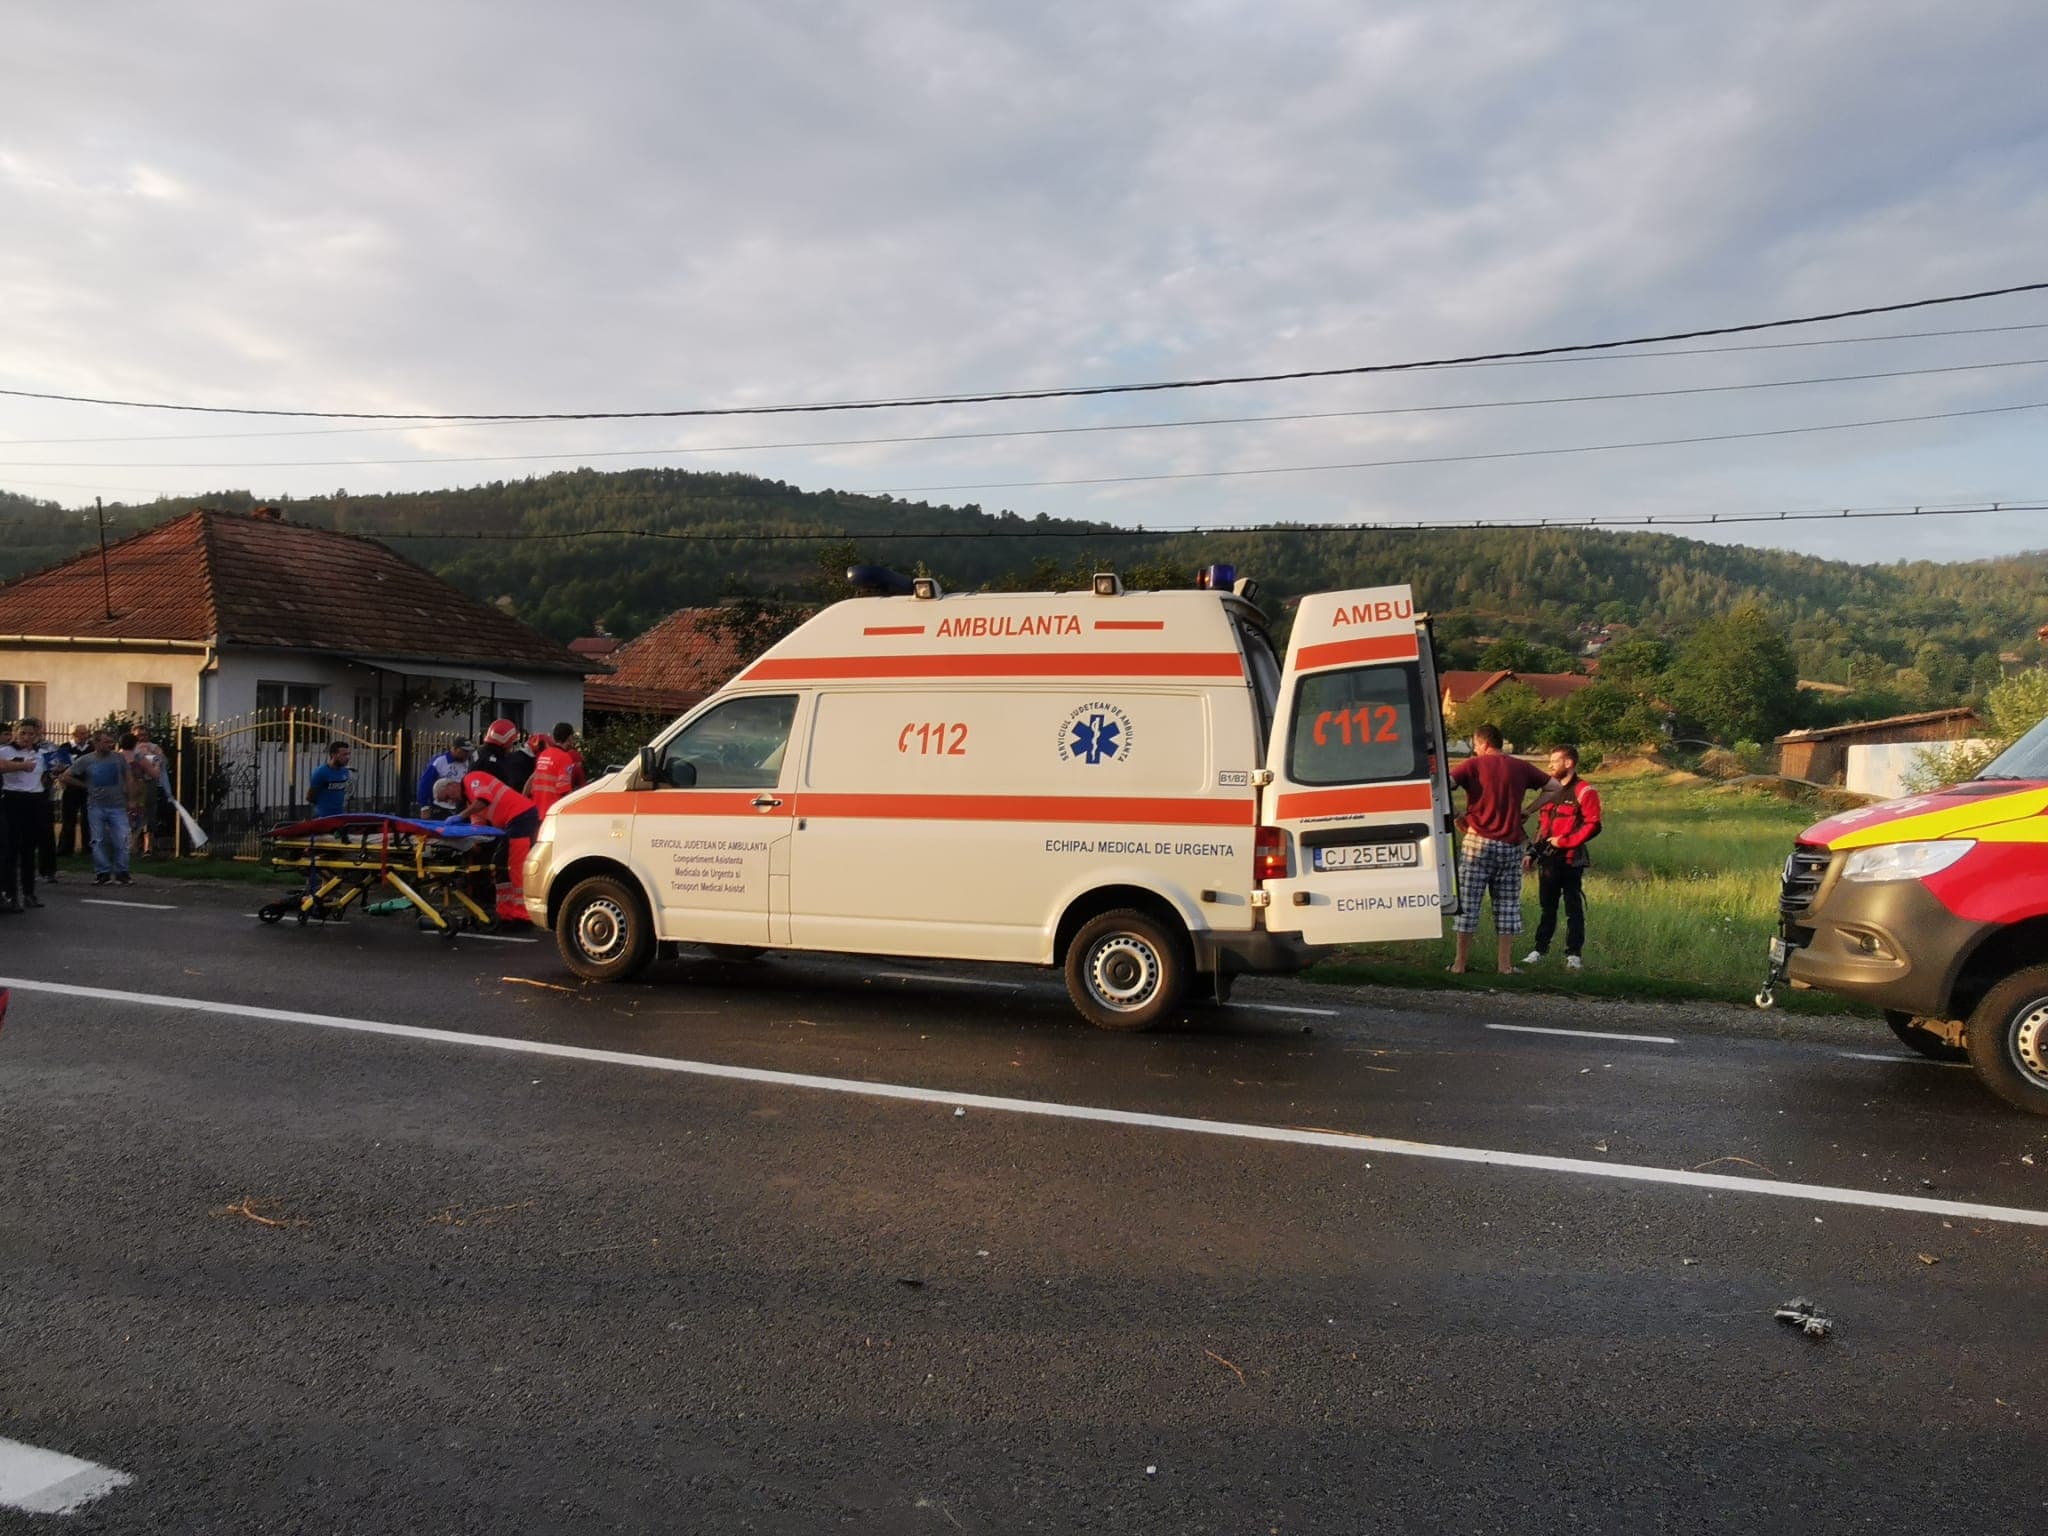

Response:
(2, 876), (2044, 1534)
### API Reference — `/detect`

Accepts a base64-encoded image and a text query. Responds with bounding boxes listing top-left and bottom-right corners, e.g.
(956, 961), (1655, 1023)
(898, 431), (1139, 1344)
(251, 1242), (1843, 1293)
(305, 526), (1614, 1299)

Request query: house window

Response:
(1, 681), (47, 722)
(256, 682), (324, 714)
(496, 699), (528, 731)
(127, 683), (174, 720)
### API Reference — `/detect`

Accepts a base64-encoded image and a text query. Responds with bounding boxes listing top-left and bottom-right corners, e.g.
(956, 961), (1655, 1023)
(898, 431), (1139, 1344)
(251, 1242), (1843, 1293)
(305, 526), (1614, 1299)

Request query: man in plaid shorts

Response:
(1448, 724), (1564, 975)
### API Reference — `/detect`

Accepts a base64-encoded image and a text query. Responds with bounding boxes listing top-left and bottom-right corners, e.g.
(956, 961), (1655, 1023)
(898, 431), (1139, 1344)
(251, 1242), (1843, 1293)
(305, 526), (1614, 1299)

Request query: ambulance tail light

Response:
(1253, 826), (1288, 885)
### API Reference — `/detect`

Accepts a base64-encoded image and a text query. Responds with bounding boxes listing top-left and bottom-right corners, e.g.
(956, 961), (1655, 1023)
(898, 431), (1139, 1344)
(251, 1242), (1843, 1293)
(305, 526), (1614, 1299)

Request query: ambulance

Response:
(526, 568), (1457, 1029)
(1766, 712), (2048, 1115)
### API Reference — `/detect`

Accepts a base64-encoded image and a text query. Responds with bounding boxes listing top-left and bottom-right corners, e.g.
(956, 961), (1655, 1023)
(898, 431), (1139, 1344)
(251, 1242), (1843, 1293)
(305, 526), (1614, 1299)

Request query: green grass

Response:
(1305, 772), (1857, 1013)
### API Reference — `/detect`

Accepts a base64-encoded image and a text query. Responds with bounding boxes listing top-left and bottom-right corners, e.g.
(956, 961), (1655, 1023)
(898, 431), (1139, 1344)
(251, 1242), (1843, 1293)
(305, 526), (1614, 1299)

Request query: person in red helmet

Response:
(474, 717), (533, 793)
(459, 768), (540, 921)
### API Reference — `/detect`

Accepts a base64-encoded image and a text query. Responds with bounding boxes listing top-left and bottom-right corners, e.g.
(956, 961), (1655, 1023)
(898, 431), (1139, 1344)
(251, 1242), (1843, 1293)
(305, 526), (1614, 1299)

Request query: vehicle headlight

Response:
(1840, 841), (1974, 883)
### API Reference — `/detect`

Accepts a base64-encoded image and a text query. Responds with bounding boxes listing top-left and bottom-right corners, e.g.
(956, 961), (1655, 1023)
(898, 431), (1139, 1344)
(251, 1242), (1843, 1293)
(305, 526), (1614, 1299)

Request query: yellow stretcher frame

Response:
(257, 824), (503, 934)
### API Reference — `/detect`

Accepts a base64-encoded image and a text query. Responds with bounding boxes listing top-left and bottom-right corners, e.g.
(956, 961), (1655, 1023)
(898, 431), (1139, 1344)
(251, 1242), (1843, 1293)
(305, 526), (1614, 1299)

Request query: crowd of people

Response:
(1, 718), (184, 912)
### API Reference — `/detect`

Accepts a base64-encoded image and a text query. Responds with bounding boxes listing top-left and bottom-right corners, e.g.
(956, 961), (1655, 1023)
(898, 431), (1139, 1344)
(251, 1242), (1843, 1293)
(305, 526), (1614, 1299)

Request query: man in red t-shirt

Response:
(1523, 744), (1603, 972)
(459, 770), (541, 920)
(1448, 724), (1563, 975)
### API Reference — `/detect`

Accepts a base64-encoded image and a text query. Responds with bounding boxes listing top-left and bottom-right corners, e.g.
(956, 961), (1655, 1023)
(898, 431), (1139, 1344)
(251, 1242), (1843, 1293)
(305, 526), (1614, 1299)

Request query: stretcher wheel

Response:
(257, 903), (285, 924)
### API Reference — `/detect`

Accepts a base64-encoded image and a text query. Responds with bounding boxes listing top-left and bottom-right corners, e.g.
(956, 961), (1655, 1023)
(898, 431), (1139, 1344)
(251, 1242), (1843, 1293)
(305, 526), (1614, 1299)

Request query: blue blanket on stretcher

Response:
(268, 814), (507, 841)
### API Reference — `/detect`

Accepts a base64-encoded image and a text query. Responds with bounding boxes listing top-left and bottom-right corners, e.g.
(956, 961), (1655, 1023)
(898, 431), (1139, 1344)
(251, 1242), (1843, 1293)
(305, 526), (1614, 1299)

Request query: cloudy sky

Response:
(4, 0), (2046, 564)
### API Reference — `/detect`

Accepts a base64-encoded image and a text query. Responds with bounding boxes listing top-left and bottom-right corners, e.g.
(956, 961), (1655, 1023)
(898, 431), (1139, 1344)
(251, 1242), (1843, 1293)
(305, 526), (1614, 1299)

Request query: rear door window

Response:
(1286, 664), (1427, 785)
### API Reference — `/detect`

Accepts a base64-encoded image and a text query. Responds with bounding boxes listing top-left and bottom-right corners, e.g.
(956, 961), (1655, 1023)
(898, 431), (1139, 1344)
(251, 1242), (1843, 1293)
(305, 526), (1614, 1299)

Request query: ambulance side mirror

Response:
(637, 746), (661, 787)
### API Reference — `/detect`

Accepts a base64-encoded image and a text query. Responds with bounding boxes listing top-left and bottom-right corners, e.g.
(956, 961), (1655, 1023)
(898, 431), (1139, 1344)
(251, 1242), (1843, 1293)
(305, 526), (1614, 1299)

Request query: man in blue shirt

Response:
(308, 741), (353, 817)
(414, 739), (472, 818)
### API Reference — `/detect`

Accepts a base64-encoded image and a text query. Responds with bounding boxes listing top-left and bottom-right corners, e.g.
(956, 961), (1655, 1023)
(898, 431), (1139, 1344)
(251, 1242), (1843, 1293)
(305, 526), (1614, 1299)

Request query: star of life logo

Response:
(1057, 701), (1135, 766)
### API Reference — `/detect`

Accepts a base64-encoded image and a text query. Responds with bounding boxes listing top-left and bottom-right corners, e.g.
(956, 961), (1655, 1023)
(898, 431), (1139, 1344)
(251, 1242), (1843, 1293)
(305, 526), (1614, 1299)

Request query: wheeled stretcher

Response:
(256, 814), (511, 936)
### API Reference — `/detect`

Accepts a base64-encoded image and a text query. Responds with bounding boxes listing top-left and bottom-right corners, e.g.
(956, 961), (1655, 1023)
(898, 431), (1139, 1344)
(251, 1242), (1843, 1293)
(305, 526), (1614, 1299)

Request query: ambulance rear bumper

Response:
(1196, 927), (1319, 977)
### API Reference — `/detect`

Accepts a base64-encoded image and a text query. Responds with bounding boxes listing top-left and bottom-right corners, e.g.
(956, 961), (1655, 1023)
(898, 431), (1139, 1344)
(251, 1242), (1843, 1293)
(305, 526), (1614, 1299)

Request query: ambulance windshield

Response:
(1978, 712), (2048, 781)
(1286, 664), (1428, 786)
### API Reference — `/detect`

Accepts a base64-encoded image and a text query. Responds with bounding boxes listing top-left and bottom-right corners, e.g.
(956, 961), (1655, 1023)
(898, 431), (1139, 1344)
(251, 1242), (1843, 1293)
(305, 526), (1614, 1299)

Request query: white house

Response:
(0, 505), (587, 734)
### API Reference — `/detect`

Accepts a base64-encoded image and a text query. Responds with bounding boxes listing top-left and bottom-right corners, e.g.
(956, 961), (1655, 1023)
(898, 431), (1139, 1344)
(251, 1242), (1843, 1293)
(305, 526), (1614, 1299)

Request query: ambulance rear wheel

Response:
(556, 876), (654, 983)
(1965, 964), (2048, 1117)
(1065, 909), (1187, 1031)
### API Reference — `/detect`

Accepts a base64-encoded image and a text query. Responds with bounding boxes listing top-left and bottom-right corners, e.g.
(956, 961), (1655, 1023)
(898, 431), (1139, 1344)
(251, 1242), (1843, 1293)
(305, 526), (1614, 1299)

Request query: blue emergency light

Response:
(1196, 564), (1236, 591)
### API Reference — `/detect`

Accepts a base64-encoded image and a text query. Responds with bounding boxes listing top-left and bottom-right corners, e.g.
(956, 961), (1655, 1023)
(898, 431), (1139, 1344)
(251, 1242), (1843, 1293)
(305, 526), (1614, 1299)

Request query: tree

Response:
(1455, 682), (1551, 752)
(1593, 635), (1671, 691)
(1662, 606), (1799, 744)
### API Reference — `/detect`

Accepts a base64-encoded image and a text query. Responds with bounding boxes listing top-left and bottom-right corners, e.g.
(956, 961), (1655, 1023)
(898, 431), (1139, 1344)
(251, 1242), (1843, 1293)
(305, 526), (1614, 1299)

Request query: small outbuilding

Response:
(1773, 708), (1981, 786)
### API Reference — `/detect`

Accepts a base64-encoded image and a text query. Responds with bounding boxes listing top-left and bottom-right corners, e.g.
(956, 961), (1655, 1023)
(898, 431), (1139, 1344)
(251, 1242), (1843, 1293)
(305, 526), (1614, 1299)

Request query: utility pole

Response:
(96, 497), (115, 619)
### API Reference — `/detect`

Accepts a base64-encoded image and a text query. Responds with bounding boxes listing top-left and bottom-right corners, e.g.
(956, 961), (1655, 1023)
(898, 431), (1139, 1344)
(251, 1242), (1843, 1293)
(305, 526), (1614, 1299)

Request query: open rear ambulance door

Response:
(1258, 584), (1454, 945)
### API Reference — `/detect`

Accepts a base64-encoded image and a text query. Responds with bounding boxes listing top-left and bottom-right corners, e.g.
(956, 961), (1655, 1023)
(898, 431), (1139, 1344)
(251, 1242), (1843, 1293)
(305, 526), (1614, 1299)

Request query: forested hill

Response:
(3, 471), (2044, 691)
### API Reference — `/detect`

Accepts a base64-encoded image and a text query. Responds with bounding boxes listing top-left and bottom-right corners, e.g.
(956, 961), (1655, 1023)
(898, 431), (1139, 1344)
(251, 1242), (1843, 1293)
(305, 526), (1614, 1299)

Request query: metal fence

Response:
(180, 711), (468, 857)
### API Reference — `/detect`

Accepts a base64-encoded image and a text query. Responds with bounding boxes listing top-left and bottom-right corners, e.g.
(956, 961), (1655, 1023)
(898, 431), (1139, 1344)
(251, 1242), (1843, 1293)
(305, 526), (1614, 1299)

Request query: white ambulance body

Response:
(526, 576), (1456, 1029)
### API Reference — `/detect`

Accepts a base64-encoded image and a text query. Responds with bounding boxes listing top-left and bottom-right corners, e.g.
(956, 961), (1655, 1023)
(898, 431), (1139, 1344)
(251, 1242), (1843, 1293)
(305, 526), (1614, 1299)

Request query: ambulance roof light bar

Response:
(1092, 572), (1123, 596)
(1196, 563), (1235, 591)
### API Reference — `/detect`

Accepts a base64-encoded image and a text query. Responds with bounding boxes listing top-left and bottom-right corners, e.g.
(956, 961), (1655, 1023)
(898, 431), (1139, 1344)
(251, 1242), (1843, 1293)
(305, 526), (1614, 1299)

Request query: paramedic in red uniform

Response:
(1523, 744), (1602, 972)
(459, 770), (541, 921)
(527, 732), (578, 817)
(1448, 724), (1562, 976)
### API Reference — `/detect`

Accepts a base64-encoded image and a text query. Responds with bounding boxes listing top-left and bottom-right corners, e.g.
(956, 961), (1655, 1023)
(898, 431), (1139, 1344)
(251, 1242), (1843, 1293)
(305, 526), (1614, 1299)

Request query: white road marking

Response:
(1840, 1051), (1971, 1069)
(1234, 1002), (1339, 1018)
(4, 974), (2045, 1231)
(1487, 1023), (1677, 1045)
(0, 1436), (133, 1515)
(875, 971), (1023, 990)
(79, 898), (177, 911)
(241, 914), (537, 943)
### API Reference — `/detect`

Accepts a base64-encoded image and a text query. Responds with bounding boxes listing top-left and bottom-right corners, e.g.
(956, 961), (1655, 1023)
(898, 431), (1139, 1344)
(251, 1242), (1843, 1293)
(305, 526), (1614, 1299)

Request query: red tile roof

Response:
(1439, 669), (1514, 704)
(583, 607), (752, 715)
(1440, 669), (1591, 705)
(569, 636), (622, 659)
(1516, 672), (1595, 703)
(0, 509), (585, 673)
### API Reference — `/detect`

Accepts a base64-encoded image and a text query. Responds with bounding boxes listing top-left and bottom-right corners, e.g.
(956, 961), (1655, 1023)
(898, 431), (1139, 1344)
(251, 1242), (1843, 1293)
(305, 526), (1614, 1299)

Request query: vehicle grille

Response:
(1778, 846), (1832, 917)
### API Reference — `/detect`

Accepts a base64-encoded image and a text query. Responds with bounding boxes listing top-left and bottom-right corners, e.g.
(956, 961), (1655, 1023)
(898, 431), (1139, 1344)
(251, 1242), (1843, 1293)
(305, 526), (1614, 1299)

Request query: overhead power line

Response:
(8, 321), (2048, 448)
(871, 399), (2048, 494)
(8, 356), (2048, 472)
(344, 501), (2042, 542)
(1, 281), (2043, 423)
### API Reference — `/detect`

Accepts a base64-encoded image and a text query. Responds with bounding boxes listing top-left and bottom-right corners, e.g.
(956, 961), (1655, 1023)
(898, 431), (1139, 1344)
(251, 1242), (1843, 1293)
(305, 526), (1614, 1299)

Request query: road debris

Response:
(213, 1196), (307, 1229)
(502, 976), (577, 994)
(1917, 1253), (1940, 1266)
(953, 1107), (966, 1118)
(1774, 1297), (1833, 1339)
(1692, 1154), (1779, 1177)
(898, 1277), (925, 1288)
(1204, 1349), (1247, 1385)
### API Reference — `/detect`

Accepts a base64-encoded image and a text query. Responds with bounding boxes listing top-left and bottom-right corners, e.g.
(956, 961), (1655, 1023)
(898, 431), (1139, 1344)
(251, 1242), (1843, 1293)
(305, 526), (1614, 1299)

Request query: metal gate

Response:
(182, 710), (411, 856)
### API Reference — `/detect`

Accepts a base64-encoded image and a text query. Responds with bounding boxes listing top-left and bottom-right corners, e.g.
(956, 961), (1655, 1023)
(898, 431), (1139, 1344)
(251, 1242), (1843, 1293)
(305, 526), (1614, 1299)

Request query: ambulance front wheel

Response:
(1065, 909), (1188, 1032)
(556, 875), (654, 983)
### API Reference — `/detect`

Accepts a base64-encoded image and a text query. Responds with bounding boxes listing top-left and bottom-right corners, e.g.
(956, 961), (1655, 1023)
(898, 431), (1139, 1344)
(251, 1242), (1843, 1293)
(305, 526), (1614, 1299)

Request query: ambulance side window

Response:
(1287, 664), (1428, 785)
(661, 695), (797, 789)
(1235, 618), (1282, 748)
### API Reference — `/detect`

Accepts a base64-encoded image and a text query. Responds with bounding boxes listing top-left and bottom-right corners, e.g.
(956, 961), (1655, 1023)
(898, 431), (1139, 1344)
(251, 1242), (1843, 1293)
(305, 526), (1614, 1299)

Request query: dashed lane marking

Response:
(4, 974), (2045, 1231)
(875, 971), (1023, 990)
(1234, 1002), (1339, 1018)
(1839, 1051), (1972, 1069)
(79, 898), (177, 911)
(0, 1435), (133, 1516)
(1487, 1023), (1677, 1045)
